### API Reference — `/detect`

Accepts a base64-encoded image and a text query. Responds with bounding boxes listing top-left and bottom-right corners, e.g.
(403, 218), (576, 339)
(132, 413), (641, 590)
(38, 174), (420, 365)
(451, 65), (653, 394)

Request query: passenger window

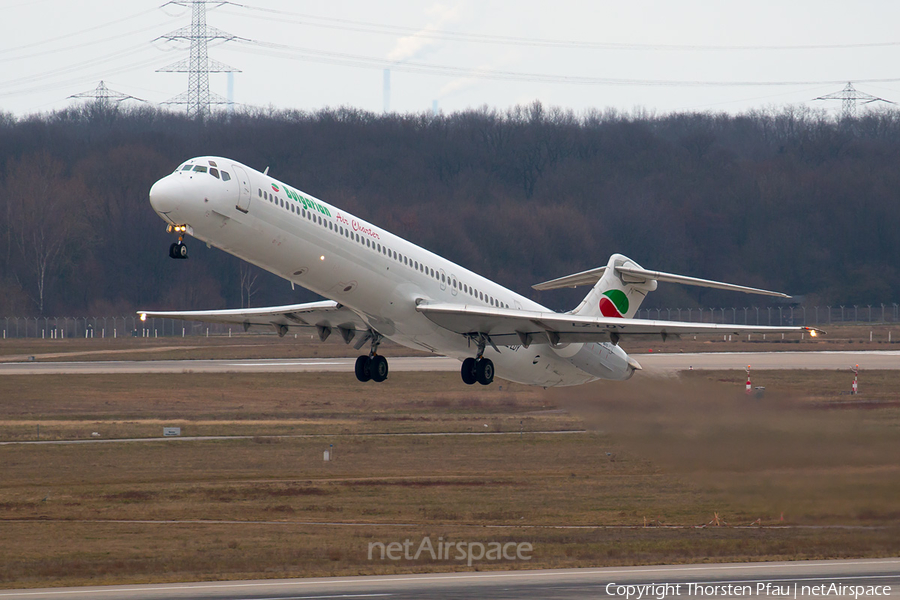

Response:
(192, 166), (207, 173)
(258, 189), (262, 197)
(209, 168), (219, 179)
(221, 171), (231, 181)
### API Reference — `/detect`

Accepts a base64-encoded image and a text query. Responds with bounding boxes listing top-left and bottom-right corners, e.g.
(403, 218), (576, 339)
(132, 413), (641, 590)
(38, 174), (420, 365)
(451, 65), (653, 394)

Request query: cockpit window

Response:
(181, 165), (193, 171)
(209, 168), (220, 179)
(192, 166), (208, 173)
(221, 171), (231, 181)
(208, 160), (218, 167)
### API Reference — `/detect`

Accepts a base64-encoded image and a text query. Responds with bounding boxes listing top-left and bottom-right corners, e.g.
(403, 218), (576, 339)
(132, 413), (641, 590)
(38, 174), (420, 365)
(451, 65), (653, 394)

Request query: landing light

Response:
(320, 255), (325, 261)
(139, 313), (147, 322)
(810, 329), (818, 337)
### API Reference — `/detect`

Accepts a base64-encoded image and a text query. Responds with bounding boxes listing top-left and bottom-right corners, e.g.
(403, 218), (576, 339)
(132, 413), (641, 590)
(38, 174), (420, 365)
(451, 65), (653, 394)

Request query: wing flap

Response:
(417, 303), (821, 346)
(138, 301), (369, 335)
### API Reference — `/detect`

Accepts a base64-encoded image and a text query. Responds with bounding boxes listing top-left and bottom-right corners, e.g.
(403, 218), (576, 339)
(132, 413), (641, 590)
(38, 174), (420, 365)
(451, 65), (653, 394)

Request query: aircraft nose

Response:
(149, 174), (185, 216)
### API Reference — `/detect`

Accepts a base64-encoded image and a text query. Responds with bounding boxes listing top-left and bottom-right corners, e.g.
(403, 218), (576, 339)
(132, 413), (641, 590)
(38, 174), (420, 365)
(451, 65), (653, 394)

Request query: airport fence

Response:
(0, 316), (239, 340)
(633, 303), (900, 326)
(1, 305), (899, 339)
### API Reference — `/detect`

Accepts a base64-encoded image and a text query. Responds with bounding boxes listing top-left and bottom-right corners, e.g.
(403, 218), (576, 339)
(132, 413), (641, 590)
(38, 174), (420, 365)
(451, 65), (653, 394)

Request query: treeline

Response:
(1, 101), (900, 316)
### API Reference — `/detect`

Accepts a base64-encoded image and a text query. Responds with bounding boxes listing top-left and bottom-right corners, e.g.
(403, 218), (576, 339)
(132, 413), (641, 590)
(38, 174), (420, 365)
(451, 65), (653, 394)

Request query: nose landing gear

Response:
(166, 225), (191, 260)
(169, 239), (188, 259)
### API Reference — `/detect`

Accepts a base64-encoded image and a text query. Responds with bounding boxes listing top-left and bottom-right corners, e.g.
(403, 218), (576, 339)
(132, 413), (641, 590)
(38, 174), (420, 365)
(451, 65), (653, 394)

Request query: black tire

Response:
(461, 357), (477, 385)
(370, 355), (389, 382)
(476, 358), (494, 385)
(354, 355), (371, 382)
(177, 243), (188, 259)
(169, 243), (178, 259)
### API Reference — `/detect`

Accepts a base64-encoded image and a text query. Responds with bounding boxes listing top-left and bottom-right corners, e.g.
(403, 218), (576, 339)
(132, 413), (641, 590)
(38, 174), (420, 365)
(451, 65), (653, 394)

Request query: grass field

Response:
(1, 352), (899, 587)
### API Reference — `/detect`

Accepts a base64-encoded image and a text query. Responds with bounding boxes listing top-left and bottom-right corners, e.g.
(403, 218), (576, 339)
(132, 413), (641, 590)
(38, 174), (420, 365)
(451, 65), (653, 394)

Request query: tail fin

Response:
(571, 254), (656, 319)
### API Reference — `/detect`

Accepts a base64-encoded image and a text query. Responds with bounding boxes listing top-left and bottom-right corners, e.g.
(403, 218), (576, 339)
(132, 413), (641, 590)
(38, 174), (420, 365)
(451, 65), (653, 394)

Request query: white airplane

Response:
(140, 156), (821, 387)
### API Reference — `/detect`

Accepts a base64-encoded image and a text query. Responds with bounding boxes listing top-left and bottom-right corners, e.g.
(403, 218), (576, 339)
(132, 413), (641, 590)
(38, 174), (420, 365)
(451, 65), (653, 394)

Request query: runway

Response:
(0, 351), (898, 375)
(1, 558), (896, 599)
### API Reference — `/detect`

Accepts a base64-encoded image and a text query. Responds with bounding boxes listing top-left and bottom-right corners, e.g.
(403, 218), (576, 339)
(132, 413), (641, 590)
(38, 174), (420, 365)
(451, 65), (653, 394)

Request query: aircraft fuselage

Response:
(148, 156), (636, 386)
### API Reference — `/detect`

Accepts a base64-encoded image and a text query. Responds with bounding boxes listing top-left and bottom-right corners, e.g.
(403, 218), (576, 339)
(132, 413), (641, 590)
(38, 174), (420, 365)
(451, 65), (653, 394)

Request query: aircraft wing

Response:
(138, 301), (370, 343)
(416, 303), (822, 347)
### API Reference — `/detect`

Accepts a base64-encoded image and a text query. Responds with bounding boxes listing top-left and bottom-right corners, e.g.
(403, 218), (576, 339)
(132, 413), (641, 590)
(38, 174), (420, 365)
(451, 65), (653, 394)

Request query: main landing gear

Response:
(355, 331), (389, 383)
(166, 224), (190, 260)
(461, 356), (494, 386)
(460, 333), (495, 386)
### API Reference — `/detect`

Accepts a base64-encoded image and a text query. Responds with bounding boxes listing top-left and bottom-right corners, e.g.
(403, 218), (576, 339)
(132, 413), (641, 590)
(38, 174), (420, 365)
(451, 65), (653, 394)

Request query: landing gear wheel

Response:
(354, 355), (371, 382)
(461, 357), (477, 385)
(169, 242), (188, 259)
(475, 358), (494, 386)
(370, 355), (389, 382)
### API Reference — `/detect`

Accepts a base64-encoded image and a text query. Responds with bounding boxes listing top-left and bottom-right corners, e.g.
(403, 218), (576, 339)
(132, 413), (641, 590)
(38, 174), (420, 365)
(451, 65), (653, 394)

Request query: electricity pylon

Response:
(157, 0), (240, 119)
(815, 82), (894, 121)
(69, 81), (143, 107)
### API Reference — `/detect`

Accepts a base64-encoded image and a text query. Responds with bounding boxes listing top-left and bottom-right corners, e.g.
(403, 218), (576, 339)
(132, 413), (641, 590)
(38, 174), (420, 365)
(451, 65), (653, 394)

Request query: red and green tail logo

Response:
(271, 183), (280, 192)
(599, 289), (629, 318)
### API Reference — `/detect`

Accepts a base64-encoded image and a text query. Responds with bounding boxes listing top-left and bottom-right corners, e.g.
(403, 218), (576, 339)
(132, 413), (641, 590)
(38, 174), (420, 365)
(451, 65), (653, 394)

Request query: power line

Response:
(156, 1), (241, 119)
(224, 3), (900, 52)
(230, 38), (900, 88)
(0, 7), (161, 57)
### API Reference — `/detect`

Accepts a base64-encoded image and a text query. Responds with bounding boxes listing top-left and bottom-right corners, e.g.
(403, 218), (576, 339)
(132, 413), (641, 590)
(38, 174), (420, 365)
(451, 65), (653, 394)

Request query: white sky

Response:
(2, 0), (900, 118)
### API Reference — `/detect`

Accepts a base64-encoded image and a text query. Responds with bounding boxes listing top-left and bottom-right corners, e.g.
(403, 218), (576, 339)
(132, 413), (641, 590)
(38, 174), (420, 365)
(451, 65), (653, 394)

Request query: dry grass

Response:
(0, 368), (898, 587)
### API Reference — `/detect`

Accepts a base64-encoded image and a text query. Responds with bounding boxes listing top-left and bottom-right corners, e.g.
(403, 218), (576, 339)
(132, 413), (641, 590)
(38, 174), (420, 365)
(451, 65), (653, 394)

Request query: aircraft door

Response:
(439, 268), (447, 291)
(450, 274), (458, 296)
(232, 165), (252, 213)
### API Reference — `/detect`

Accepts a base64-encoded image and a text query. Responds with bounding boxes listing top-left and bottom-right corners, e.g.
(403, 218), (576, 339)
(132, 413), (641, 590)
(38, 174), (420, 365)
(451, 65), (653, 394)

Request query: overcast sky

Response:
(2, 0), (900, 118)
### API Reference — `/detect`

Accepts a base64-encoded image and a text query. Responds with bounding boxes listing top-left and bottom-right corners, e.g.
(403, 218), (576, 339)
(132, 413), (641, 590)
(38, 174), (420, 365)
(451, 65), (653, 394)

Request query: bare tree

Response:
(239, 263), (260, 308)
(3, 153), (90, 314)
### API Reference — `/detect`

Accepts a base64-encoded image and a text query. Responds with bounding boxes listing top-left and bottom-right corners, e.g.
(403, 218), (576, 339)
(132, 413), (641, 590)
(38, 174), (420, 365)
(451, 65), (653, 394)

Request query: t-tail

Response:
(532, 253), (792, 318)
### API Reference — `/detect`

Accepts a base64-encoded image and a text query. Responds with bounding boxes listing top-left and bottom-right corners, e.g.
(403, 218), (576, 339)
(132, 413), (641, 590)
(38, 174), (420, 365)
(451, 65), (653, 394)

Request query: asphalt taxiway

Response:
(1, 558), (897, 599)
(0, 351), (898, 375)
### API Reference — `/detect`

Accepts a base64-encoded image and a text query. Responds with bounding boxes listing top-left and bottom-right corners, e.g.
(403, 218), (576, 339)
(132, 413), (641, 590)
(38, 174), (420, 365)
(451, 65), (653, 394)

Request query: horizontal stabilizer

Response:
(532, 267), (607, 291)
(616, 266), (791, 298)
(534, 264), (791, 298)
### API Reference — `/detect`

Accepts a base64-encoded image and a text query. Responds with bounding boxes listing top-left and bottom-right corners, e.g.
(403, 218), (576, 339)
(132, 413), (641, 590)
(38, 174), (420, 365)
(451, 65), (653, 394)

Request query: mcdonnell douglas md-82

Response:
(140, 156), (820, 387)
